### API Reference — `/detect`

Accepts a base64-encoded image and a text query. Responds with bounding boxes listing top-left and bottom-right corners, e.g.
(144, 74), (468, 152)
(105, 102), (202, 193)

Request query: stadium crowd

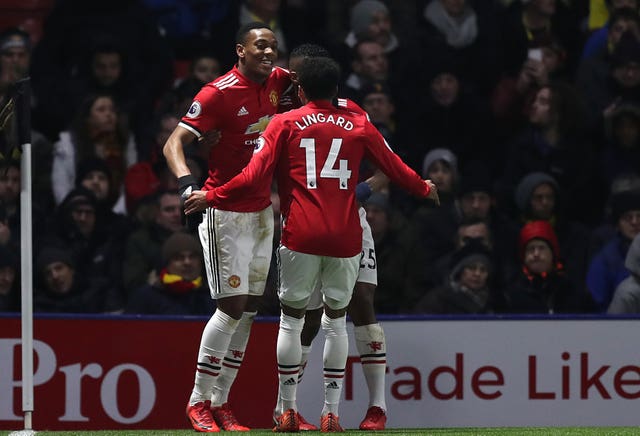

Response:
(0, 0), (640, 317)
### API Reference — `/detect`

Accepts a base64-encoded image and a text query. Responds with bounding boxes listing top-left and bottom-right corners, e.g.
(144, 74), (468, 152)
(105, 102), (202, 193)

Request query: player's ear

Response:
(297, 86), (308, 104)
(236, 43), (245, 59)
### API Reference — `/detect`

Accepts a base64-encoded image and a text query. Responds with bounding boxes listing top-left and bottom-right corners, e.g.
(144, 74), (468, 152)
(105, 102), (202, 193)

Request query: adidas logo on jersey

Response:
(326, 381), (339, 389)
(237, 106), (249, 116)
(283, 377), (297, 386)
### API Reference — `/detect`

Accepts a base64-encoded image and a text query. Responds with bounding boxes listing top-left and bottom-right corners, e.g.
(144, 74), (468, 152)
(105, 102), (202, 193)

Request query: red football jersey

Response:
(210, 100), (430, 257)
(179, 65), (291, 212)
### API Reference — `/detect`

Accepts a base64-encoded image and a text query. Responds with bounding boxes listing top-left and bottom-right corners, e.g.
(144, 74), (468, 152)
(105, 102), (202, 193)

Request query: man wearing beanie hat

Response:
(587, 189), (640, 311)
(422, 148), (458, 180)
(346, 0), (397, 52)
(517, 220), (561, 265)
(34, 245), (114, 313)
(36, 246), (75, 281)
(515, 172), (559, 219)
(505, 221), (595, 314)
(422, 148), (458, 204)
(414, 240), (497, 314)
(126, 231), (212, 315)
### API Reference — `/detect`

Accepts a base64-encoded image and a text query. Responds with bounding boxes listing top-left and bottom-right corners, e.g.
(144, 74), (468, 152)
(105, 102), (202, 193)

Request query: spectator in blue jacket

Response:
(587, 189), (640, 311)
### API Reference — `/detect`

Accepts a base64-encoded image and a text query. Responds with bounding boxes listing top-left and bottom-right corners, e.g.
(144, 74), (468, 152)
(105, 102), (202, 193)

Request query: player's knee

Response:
(352, 282), (376, 305)
(355, 323), (385, 343)
(348, 283), (377, 325)
(301, 308), (322, 345)
(323, 303), (348, 320)
(216, 295), (249, 319)
(321, 312), (347, 336)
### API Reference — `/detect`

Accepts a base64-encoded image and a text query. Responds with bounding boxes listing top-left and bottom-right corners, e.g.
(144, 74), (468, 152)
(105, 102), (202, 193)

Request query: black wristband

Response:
(178, 174), (198, 199)
(178, 174), (198, 190)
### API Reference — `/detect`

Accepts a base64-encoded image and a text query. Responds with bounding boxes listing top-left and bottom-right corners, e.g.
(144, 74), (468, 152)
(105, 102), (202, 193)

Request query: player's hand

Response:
(184, 190), (209, 215)
(365, 170), (389, 193)
(425, 179), (440, 206)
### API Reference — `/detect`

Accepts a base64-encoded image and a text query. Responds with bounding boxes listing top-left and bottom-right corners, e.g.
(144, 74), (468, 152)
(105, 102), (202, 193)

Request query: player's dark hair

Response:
(290, 43), (331, 60)
(298, 57), (341, 101)
(235, 22), (273, 45)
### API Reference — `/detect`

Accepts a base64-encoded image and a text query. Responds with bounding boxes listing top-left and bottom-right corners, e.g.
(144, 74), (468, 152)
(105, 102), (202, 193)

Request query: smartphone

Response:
(528, 48), (543, 62)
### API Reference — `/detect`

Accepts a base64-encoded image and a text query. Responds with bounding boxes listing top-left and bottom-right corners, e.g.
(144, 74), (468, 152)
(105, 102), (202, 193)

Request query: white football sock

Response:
(190, 310), (239, 405)
(321, 313), (347, 416)
(354, 323), (387, 411)
(276, 343), (312, 417)
(211, 311), (255, 406)
(276, 313), (305, 414)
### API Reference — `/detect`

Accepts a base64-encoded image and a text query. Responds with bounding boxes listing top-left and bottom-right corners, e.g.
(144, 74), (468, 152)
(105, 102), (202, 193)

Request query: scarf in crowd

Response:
(424, 0), (478, 49)
(449, 280), (490, 311)
(160, 268), (203, 294)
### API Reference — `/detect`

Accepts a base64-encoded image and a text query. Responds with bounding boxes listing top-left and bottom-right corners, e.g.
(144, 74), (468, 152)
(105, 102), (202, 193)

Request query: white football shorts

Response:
(307, 207), (377, 310)
(198, 206), (274, 299)
(278, 245), (360, 311)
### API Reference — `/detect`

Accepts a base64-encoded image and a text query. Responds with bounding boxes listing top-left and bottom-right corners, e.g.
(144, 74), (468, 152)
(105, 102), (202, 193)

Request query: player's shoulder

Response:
(208, 70), (244, 93)
(269, 66), (292, 89)
(334, 97), (370, 119)
(272, 66), (291, 77)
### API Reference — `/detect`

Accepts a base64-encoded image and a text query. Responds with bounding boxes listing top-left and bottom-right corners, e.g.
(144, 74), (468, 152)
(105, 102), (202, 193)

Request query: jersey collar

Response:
(305, 100), (335, 110)
(232, 64), (272, 87)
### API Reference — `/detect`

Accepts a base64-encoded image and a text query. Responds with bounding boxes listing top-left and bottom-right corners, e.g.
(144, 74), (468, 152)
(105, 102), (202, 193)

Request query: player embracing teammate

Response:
(165, 22), (438, 431)
(201, 56), (438, 432)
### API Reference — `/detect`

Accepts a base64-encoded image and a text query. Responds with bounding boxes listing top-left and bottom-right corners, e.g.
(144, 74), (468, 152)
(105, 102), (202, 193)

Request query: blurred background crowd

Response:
(0, 0), (639, 317)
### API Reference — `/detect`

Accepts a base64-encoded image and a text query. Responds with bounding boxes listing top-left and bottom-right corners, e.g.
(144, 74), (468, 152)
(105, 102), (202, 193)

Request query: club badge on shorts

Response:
(228, 275), (241, 288)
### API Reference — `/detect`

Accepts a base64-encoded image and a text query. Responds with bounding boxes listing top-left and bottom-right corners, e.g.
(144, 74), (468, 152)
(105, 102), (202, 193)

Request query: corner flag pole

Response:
(15, 77), (34, 430)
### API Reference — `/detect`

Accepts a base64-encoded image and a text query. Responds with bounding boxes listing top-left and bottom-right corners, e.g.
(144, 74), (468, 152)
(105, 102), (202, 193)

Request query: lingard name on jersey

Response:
(294, 112), (354, 131)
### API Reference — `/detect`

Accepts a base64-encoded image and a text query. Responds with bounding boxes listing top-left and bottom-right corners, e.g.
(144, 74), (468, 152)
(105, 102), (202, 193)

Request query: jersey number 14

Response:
(300, 138), (352, 190)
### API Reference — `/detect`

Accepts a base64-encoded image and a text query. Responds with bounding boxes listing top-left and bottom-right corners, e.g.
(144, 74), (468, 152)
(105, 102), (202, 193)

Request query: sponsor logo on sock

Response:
(237, 106), (249, 116)
(231, 350), (244, 359)
(284, 377), (297, 385)
(327, 381), (339, 389)
(207, 355), (221, 364)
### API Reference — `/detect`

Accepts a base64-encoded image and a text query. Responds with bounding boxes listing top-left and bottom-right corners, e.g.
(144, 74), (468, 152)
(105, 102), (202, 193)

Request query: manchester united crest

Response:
(269, 90), (278, 107)
(228, 275), (241, 288)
